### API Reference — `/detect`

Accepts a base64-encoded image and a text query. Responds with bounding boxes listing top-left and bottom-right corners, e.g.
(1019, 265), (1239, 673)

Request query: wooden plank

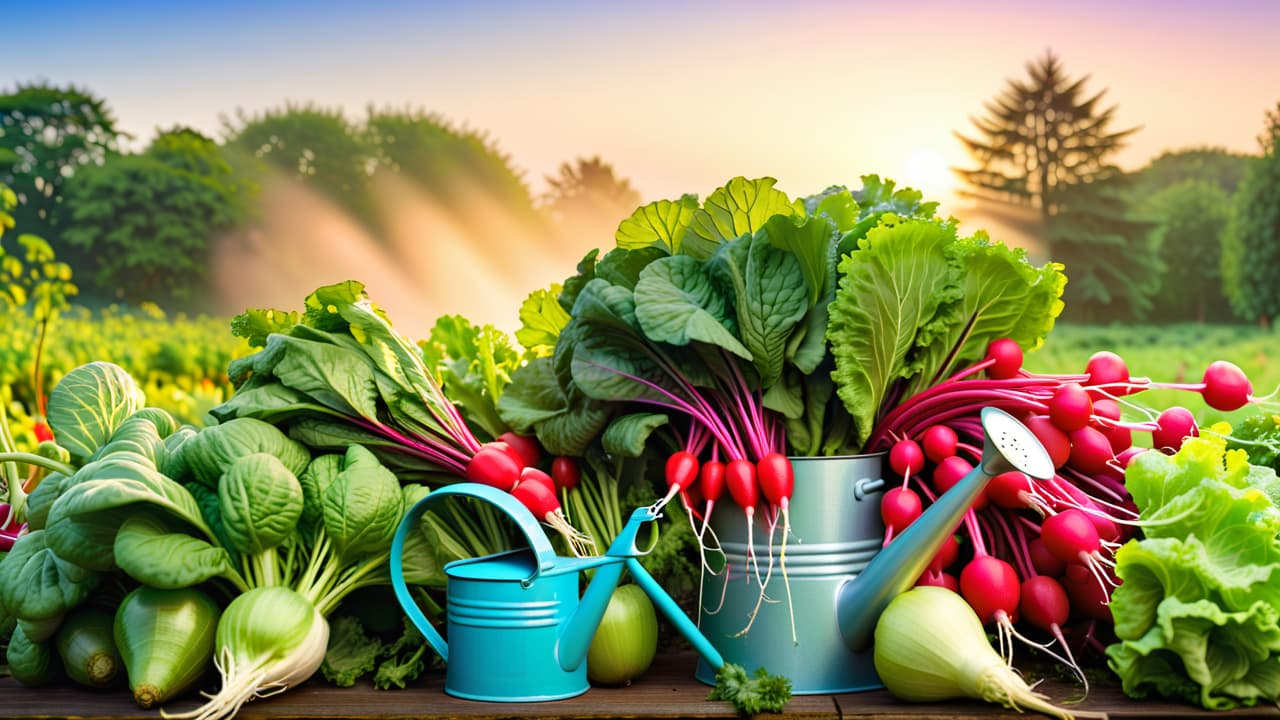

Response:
(2, 651), (1278, 719)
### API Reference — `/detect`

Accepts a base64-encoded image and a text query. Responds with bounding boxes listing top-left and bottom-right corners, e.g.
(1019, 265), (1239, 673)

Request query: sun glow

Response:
(901, 149), (957, 207)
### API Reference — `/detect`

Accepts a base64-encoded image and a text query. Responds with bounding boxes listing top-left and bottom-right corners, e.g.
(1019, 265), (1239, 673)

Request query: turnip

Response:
(163, 587), (329, 720)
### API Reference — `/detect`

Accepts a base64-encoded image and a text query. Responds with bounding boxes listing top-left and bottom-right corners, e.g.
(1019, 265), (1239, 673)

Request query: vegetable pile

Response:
(3, 170), (1279, 720)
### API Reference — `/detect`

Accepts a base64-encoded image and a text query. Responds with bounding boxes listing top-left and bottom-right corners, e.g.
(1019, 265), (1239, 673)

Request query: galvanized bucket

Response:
(694, 454), (887, 694)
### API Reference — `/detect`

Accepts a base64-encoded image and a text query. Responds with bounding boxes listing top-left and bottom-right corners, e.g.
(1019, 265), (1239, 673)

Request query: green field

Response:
(1026, 322), (1279, 428)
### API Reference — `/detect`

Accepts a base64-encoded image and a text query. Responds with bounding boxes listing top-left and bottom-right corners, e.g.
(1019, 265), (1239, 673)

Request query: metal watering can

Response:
(696, 407), (1055, 693)
(388, 483), (725, 702)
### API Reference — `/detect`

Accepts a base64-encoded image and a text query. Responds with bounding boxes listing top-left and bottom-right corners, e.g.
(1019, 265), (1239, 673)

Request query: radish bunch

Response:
(872, 337), (1263, 687)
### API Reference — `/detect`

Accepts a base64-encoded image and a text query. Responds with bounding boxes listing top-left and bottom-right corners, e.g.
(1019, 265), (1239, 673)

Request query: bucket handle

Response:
(389, 483), (561, 663)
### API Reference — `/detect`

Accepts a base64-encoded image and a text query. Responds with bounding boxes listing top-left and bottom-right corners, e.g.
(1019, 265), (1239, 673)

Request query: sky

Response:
(5, 0), (1278, 206)
(4, 0), (1279, 329)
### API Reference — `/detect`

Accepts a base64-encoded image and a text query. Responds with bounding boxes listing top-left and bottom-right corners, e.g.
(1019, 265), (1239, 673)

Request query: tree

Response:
(955, 51), (1139, 244)
(60, 128), (247, 306)
(364, 107), (540, 222)
(1145, 180), (1233, 323)
(1049, 175), (1159, 322)
(1130, 147), (1257, 198)
(222, 103), (372, 222)
(1222, 102), (1280, 326)
(0, 82), (125, 245)
(542, 156), (641, 244)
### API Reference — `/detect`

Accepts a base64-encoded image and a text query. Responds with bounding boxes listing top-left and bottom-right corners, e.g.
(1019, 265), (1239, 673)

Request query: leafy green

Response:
(418, 314), (524, 440)
(321, 615), (383, 687)
(114, 513), (240, 589)
(684, 176), (798, 260)
(219, 453), (304, 555)
(515, 285), (570, 356)
(707, 662), (793, 714)
(827, 217), (1065, 448)
(615, 194), (698, 254)
(181, 417), (311, 489)
(1106, 433), (1280, 709)
(322, 445), (404, 564)
(45, 361), (146, 464)
(0, 530), (100, 621)
(634, 255), (751, 358)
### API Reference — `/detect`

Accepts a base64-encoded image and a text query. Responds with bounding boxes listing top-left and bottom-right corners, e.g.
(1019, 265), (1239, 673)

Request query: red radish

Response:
(933, 456), (976, 499)
(661, 450), (700, 506)
(1085, 351), (1130, 393)
(1201, 360), (1252, 411)
(988, 471), (1032, 510)
(1028, 537), (1066, 577)
(1092, 398), (1132, 453)
(465, 445), (521, 491)
(1062, 569), (1114, 623)
(889, 439), (924, 480)
(512, 478), (594, 556)
(960, 556), (1021, 625)
(699, 460), (726, 504)
(756, 451), (799, 644)
(1049, 383), (1092, 432)
(880, 487), (922, 542)
(916, 571), (959, 592)
(1067, 426), (1113, 475)
(1041, 509), (1101, 565)
(985, 338), (1024, 379)
(921, 424), (959, 463)
(550, 456), (580, 490)
(1152, 406), (1198, 453)
(756, 453), (794, 508)
(725, 459), (758, 512)
(1019, 575), (1070, 632)
(519, 467), (555, 494)
(1023, 415), (1070, 469)
(929, 533), (960, 574)
(484, 440), (527, 472)
(498, 431), (541, 467)
(1116, 446), (1146, 468)
(1019, 575), (1089, 692)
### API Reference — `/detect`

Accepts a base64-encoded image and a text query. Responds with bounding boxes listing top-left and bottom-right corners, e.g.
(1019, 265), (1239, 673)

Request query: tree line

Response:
(957, 51), (1280, 326)
(0, 90), (638, 309)
(2, 52), (1279, 325)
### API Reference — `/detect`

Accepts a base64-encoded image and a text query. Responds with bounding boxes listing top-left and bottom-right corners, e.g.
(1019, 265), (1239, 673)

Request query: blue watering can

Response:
(389, 483), (725, 702)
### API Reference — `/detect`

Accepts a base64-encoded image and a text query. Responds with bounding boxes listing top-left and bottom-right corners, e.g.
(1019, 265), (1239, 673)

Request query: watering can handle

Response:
(389, 483), (562, 663)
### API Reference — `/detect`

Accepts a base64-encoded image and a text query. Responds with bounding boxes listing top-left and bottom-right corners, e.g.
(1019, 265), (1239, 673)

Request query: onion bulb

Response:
(586, 584), (658, 686)
(873, 586), (1103, 720)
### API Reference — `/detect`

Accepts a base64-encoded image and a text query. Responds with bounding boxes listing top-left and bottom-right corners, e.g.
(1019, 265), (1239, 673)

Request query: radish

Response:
(1028, 537), (1066, 577)
(959, 556), (1022, 664)
(988, 471), (1038, 512)
(1048, 383), (1092, 432)
(662, 450), (700, 507)
(464, 444), (521, 491)
(1152, 407), (1198, 453)
(550, 456), (580, 490)
(1023, 415), (1070, 469)
(1201, 360), (1252, 411)
(1067, 426), (1113, 475)
(880, 487), (923, 544)
(756, 452), (797, 644)
(921, 424), (958, 463)
(1085, 351), (1130, 395)
(1019, 575), (1089, 697)
(889, 439), (924, 485)
(1040, 509), (1115, 605)
(1090, 398), (1132, 453)
(518, 466), (556, 494)
(984, 339), (1024, 380)
(724, 459), (761, 580)
(929, 533), (960, 574)
(512, 479), (594, 556)
(933, 457), (984, 509)
(497, 431), (541, 468)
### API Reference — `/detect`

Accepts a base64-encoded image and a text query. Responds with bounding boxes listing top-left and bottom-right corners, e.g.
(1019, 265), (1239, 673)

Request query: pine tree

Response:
(955, 51), (1139, 243)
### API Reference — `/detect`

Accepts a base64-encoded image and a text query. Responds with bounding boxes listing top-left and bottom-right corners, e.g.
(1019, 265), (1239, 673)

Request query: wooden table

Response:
(3, 651), (1278, 719)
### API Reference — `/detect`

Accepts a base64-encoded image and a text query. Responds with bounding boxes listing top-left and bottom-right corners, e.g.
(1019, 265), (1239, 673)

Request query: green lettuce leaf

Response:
(684, 177), (798, 260)
(616, 194), (698, 254)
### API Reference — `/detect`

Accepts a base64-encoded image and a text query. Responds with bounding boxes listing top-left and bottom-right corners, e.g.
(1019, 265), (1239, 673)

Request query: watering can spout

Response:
(555, 505), (658, 672)
(836, 408), (1054, 653)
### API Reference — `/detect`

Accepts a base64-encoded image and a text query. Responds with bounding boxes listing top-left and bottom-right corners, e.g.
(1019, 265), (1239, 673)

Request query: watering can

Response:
(389, 483), (725, 702)
(695, 407), (1055, 693)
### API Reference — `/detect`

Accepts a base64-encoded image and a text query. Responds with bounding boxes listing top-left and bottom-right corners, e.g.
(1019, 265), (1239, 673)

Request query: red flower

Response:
(33, 421), (54, 443)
